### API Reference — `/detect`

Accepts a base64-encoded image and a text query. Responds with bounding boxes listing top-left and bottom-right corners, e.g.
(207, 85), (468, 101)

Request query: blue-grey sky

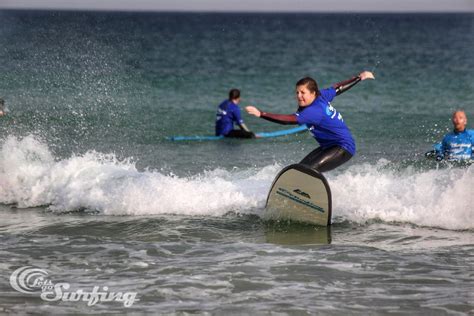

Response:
(0, 0), (473, 12)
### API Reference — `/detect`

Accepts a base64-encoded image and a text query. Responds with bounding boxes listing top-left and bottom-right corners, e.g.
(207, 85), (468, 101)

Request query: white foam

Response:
(0, 135), (275, 216)
(0, 136), (472, 230)
(330, 159), (473, 230)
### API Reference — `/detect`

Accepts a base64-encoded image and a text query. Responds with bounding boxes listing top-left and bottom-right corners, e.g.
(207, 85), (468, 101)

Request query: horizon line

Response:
(1, 7), (473, 14)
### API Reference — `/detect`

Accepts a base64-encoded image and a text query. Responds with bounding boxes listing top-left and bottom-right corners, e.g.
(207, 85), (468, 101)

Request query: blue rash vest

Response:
(215, 100), (244, 136)
(295, 87), (356, 155)
(435, 129), (474, 161)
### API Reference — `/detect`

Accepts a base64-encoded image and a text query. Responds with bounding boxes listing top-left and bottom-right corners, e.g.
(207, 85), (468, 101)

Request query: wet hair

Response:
(296, 77), (319, 95)
(0, 98), (4, 111)
(452, 109), (466, 118)
(228, 89), (240, 101)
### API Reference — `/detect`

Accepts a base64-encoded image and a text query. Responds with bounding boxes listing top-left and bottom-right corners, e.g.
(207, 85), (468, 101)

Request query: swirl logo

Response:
(9, 266), (138, 307)
(325, 105), (333, 116)
(10, 266), (50, 294)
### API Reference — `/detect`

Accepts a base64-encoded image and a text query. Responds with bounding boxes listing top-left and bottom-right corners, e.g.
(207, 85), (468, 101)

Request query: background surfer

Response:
(434, 110), (473, 161)
(215, 89), (255, 138)
(0, 98), (6, 117)
(246, 71), (374, 172)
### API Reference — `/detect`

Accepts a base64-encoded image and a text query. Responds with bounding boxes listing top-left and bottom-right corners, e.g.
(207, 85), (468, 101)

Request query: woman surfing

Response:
(246, 71), (374, 172)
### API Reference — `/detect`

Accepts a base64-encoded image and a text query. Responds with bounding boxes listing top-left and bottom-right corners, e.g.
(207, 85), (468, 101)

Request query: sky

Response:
(0, 0), (473, 13)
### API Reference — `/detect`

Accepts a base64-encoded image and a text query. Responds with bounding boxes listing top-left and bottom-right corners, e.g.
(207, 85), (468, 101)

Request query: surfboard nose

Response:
(265, 164), (332, 226)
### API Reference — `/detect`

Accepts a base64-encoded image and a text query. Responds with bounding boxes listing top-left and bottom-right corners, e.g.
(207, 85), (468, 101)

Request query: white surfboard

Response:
(265, 164), (332, 226)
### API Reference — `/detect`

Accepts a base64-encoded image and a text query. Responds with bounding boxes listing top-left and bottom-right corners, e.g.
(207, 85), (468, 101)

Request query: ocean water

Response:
(0, 11), (473, 314)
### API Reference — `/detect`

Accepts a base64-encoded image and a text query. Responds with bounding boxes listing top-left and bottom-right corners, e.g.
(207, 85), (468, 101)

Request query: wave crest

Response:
(1, 136), (472, 230)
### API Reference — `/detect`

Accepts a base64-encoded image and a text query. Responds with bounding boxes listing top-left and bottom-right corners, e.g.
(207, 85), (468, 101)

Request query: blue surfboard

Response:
(167, 125), (307, 141)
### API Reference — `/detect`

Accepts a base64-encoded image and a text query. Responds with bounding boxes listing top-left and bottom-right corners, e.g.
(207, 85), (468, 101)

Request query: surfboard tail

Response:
(265, 164), (332, 226)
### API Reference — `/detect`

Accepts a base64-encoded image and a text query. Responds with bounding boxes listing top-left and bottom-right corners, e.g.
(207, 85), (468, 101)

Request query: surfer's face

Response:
(296, 85), (316, 107)
(452, 111), (467, 132)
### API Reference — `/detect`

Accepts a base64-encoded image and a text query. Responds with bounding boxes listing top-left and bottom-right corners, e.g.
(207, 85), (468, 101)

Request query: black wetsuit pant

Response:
(225, 130), (256, 139)
(300, 146), (352, 173)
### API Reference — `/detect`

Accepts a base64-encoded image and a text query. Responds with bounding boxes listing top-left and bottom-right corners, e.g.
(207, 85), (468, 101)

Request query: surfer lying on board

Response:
(215, 89), (255, 139)
(246, 71), (375, 172)
(432, 110), (473, 161)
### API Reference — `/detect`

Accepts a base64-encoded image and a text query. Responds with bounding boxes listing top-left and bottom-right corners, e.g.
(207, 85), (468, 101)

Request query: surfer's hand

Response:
(359, 71), (375, 80)
(246, 106), (261, 117)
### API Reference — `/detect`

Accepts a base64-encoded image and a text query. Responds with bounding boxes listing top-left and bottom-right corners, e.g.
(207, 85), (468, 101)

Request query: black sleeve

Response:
(333, 76), (362, 96)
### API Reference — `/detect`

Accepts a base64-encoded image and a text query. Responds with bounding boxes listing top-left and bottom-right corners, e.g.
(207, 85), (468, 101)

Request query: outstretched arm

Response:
(246, 106), (298, 125)
(333, 71), (375, 96)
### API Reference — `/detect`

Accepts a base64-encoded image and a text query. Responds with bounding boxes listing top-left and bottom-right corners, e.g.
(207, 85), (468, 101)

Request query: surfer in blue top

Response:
(215, 89), (255, 138)
(434, 110), (473, 161)
(246, 71), (375, 172)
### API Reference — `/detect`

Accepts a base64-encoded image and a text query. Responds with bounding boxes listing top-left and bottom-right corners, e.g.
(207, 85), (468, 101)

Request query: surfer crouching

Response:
(246, 71), (374, 172)
(215, 89), (255, 138)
